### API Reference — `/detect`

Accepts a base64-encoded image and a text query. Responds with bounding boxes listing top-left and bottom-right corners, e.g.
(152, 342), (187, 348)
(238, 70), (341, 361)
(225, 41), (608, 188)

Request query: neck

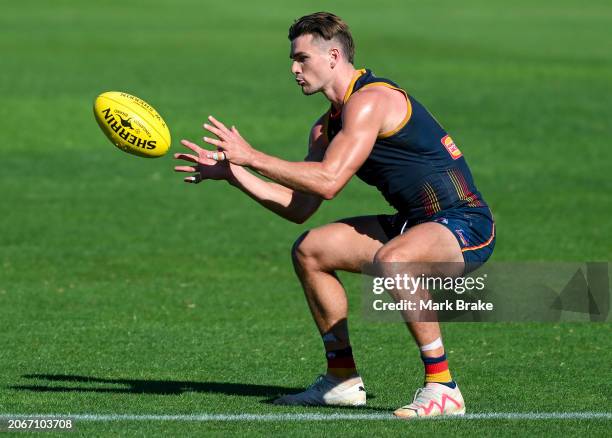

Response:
(322, 64), (358, 112)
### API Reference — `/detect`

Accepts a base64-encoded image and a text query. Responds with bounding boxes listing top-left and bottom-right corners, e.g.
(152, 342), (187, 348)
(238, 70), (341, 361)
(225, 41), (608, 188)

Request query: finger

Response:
(205, 150), (228, 161)
(199, 156), (218, 166)
(231, 125), (241, 136)
(184, 175), (201, 184)
(203, 123), (226, 140)
(180, 139), (203, 153)
(208, 115), (230, 134)
(174, 165), (197, 173)
(203, 136), (223, 148)
(173, 153), (199, 163)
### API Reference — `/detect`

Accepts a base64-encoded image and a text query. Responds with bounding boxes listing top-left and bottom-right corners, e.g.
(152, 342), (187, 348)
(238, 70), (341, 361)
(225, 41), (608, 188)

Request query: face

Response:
(290, 34), (336, 95)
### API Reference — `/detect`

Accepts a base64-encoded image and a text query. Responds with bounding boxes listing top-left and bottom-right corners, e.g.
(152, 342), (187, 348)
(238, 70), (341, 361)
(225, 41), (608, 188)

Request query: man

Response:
(174, 12), (495, 418)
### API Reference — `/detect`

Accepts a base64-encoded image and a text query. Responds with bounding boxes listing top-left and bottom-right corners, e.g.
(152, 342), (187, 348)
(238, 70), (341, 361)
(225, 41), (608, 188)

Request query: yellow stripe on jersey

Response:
(447, 169), (467, 200)
(423, 182), (441, 214)
(342, 69), (367, 104)
(360, 82), (413, 138)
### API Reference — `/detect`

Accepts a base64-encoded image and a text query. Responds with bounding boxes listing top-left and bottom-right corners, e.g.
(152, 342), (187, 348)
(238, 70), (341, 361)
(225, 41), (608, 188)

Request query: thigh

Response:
(295, 215), (389, 273)
(376, 221), (465, 276)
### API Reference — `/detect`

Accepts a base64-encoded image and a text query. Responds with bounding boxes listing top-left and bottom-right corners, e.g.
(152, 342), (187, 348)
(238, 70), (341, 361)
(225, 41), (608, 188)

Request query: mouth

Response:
(295, 78), (306, 86)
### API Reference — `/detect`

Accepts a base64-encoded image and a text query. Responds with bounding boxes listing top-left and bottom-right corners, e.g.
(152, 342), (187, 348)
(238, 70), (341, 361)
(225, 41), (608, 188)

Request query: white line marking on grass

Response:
(1, 412), (611, 421)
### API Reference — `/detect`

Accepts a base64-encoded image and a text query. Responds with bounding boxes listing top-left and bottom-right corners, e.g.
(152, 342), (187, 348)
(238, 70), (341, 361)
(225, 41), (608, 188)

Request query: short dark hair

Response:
(288, 12), (355, 64)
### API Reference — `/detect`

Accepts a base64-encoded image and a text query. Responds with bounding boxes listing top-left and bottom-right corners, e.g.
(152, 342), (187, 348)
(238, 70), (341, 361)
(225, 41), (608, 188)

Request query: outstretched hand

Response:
(173, 139), (233, 184)
(202, 115), (256, 166)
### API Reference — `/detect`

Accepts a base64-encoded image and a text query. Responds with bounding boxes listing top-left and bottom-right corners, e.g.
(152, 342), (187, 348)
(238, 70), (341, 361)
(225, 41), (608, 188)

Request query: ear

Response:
(329, 47), (341, 69)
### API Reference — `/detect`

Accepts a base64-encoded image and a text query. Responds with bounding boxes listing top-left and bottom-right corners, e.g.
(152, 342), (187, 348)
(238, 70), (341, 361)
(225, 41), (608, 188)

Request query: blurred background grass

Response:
(0, 0), (610, 434)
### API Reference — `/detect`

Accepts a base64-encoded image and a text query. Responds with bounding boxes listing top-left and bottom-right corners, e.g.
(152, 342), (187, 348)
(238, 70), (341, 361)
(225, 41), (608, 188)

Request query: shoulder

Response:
(350, 84), (403, 110)
(342, 87), (389, 126)
(345, 82), (409, 135)
(310, 112), (328, 135)
(308, 111), (331, 152)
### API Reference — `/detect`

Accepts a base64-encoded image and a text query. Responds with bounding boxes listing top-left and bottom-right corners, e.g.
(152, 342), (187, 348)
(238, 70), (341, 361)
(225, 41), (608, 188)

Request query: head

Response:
(288, 12), (355, 95)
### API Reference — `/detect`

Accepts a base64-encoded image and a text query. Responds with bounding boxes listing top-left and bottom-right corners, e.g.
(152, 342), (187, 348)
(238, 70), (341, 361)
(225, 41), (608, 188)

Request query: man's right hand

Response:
(174, 139), (235, 184)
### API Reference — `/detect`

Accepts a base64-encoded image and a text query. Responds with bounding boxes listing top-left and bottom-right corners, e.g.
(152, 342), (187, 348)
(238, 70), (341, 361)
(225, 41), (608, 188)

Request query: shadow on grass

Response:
(15, 374), (302, 396)
(12, 374), (389, 411)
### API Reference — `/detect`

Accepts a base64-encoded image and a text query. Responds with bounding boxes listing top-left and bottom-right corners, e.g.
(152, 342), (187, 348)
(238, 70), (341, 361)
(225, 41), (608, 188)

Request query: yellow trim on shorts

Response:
(462, 223), (495, 252)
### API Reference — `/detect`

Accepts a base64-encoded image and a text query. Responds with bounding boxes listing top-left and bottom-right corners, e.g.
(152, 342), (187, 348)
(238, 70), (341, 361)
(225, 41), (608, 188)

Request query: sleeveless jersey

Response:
(324, 69), (487, 221)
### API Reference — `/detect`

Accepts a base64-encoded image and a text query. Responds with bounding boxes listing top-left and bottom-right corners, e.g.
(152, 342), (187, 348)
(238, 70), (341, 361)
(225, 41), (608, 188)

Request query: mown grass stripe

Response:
(1, 412), (611, 421)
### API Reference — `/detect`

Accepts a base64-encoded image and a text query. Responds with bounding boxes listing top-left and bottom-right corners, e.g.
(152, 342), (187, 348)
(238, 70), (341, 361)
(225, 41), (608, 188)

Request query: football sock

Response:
(422, 353), (456, 388)
(326, 346), (358, 379)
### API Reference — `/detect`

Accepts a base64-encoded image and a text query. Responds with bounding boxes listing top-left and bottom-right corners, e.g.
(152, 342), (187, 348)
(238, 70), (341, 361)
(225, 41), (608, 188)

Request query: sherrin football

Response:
(93, 91), (171, 158)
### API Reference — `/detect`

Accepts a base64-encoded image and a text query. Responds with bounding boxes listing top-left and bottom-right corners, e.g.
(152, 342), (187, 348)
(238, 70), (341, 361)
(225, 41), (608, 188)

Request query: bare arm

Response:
(203, 89), (386, 200)
(174, 118), (327, 224)
(227, 130), (326, 223)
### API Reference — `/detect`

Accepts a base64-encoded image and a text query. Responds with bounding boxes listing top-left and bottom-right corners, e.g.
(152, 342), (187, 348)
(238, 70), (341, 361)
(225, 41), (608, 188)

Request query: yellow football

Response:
(93, 91), (171, 158)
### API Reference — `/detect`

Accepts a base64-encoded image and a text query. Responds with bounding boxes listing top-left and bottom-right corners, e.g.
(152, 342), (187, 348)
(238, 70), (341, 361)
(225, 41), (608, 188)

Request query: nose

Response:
(291, 60), (301, 75)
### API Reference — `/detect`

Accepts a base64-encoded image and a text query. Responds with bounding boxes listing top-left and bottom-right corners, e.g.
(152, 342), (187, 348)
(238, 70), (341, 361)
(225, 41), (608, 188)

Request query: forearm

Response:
(229, 164), (320, 223)
(249, 150), (337, 199)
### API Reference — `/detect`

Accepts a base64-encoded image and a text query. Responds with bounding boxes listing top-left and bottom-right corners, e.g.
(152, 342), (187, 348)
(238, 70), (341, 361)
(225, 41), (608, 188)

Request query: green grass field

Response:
(1, 0), (611, 435)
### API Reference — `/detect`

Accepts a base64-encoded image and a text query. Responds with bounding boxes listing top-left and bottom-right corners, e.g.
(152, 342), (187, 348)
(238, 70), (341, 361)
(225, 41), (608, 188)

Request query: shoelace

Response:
(305, 375), (328, 393)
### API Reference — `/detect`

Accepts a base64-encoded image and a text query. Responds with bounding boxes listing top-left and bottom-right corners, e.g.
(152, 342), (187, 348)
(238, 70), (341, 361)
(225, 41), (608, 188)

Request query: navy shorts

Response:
(377, 206), (495, 272)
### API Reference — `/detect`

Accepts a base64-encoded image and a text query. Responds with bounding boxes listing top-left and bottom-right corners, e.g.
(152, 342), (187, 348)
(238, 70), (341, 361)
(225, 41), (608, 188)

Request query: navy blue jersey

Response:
(324, 69), (487, 221)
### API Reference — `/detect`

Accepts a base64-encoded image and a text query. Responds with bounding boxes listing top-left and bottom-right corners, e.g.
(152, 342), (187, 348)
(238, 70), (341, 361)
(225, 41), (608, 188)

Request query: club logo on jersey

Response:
(441, 135), (462, 160)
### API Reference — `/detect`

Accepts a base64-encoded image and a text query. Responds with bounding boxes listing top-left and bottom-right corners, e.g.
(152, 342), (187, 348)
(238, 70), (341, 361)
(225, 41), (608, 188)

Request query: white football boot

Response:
(273, 375), (366, 406)
(393, 382), (465, 418)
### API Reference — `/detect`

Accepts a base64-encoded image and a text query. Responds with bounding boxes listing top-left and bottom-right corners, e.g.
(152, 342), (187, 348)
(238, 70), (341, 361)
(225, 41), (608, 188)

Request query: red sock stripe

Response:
(424, 360), (449, 375)
(328, 357), (356, 369)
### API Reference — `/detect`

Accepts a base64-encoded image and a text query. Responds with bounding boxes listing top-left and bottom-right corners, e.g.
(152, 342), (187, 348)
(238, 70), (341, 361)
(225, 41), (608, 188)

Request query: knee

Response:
(374, 247), (443, 281)
(373, 247), (424, 280)
(373, 246), (407, 264)
(291, 230), (322, 271)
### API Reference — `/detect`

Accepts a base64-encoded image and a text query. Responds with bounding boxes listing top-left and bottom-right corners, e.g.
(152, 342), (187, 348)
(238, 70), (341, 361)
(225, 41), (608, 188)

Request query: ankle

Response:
(325, 346), (358, 380)
(422, 353), (453, 385)
(325, 372), (361, 384)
